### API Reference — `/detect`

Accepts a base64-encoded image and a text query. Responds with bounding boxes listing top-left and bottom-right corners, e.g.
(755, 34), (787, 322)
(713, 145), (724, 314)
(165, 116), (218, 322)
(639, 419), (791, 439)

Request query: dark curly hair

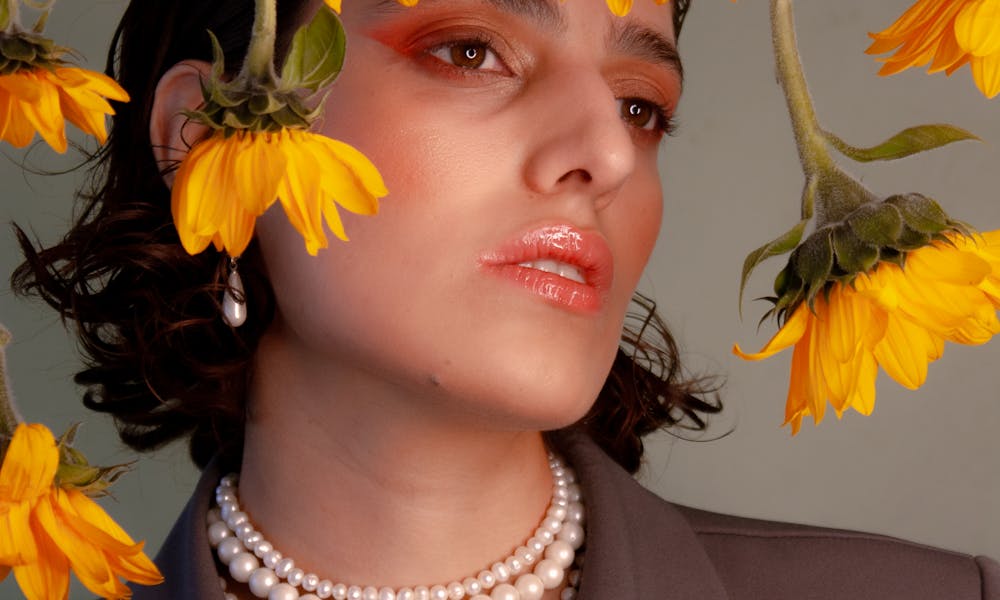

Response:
(12, 0), (717, 474)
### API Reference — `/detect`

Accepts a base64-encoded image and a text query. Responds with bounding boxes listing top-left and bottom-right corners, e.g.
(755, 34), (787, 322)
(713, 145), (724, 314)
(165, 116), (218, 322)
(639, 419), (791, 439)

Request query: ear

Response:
(150, 60), (212, 187)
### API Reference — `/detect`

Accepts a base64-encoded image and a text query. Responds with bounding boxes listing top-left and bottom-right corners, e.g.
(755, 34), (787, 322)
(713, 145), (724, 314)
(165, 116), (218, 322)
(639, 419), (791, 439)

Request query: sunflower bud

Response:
(53, 423), (134, 497)
(768, 192), (964, 321)
(0, 29), (60, 74)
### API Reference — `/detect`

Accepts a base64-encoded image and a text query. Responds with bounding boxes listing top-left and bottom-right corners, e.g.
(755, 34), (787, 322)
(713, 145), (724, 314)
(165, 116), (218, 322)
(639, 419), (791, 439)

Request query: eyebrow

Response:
(611, 21), (685, 84)
(375, 0), (565, 30)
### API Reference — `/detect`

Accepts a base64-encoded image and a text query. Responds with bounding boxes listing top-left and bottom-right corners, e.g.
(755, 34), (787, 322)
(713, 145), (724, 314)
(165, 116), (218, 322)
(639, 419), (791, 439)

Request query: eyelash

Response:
(423, 36), (677, 139)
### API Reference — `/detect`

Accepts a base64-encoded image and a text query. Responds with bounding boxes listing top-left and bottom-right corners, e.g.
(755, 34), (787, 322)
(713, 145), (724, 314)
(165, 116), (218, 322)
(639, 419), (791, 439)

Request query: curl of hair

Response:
(11, 0), (715, 473)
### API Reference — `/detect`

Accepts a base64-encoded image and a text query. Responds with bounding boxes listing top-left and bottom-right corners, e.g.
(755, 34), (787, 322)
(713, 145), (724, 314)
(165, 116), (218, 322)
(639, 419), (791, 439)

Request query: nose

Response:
(521, 67), (637, 204)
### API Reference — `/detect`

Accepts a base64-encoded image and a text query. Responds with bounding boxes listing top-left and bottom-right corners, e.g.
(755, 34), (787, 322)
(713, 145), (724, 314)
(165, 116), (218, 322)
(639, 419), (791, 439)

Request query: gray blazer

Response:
(133, 430), (999, 599)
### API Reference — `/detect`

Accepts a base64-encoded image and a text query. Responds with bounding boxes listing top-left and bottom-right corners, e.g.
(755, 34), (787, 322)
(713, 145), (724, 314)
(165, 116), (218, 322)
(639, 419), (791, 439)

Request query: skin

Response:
(152, 0), (681, 595)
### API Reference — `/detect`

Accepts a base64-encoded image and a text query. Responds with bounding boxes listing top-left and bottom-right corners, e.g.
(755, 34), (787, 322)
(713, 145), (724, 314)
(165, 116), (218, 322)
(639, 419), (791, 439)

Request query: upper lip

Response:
(478, 224), (614, 292)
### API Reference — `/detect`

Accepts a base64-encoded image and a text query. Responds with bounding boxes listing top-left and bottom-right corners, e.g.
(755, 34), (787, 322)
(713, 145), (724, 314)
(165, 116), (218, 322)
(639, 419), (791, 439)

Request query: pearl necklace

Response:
(207, 453), (585, 600)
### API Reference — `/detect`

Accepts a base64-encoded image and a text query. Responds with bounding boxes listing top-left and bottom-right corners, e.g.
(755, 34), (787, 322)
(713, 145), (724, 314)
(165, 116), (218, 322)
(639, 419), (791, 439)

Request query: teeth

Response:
(518, 259), (586, 284)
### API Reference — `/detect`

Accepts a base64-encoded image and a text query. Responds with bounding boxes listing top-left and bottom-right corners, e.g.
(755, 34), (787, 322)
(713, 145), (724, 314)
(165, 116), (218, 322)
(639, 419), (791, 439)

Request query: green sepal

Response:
(280, 4), (346, 94)
(794, 227), (834, 304)
(739, 218), (808, 318)
(885, 193), (951, 235)
(54, 423), (134, 498)
(0, 29), (65, 74)
(823, 124), (979, 163)
(846, 202), (903, 247)
(832, 224), (879, 274)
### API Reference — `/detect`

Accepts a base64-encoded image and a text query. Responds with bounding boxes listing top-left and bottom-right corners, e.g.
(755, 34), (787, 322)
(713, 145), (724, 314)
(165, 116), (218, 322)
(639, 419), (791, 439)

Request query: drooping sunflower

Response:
(0, 66), (129, 153)
(736, 231), (1000, 433)
(0, 423), (162, 600)
(171, 128), (385, 257)
(867, 0), (1000, 98)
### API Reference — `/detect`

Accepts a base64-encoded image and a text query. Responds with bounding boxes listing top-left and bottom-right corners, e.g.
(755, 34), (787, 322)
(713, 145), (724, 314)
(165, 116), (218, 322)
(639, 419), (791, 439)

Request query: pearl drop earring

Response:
(223, 257), (247, 328)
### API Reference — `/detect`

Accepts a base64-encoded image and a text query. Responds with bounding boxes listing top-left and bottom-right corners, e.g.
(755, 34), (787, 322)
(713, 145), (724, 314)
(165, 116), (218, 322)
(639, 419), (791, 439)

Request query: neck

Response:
(237, 330), (558, 588)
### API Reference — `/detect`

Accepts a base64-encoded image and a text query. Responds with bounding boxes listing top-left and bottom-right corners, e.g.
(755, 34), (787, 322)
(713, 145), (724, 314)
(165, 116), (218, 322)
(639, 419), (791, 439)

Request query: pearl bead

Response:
(347, 585), (363, 600)
(567, 570), (580, 587)
(560, 589), (576, 600)
(275, 558), (295, 578)
(255, 541), (274, 559)
(532, 559), (562, 590)
(269, 583), (300, 600)
(288, 568), (305, 587)
(219, 500), (238, 521)
(245, 531), (264, 547)
(514, 574), (544, 600)
(263, 550), (284, 569)
(301, 596), (321, 600)
(363, 587), (378, 600)
(413, 586), (430, 600)
(546, 505), (567, 521)
(566, 484), (581, 503)
(332, 583), (348, 599)
(556, 523), (584, 550)
(429, 584), (448, 600)
(470, 596), (490, 600)
(532, 528), (554, 545)
(447, 581), (464, 599)
(230, 552), (260, 583)
(218, 537), (245, 564)
(504, 556), (524, 576)
(303, 573), (320, 592)
(378, 588), (395, 600)
(544, 541), (574, 569)
(227, 511), (249, 529)
(540, 517), (562, 535)
(488, 583), (518, 600)
(225, 594), (238, 600)
(221, 473), (239, 486)
(397, 588), (415, 600)
(490, 562), (510, 584)
(514, 546), (536, 566)
(526, 537), (545, 555)
(462, 577), (482, 595)
(208, 521), (232, 547)
(249, 567), (279, 598)
(477, 570), (496, 590)
(316, 580), (334, 598)
(565, 503), (585, 525)
(553, 487), (570, 501)
(234, 522), (255, 540)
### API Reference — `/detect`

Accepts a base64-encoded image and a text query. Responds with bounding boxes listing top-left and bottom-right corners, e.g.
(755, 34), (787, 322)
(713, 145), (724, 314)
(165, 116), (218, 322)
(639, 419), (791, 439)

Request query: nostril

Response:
(558, 169), (593, 184)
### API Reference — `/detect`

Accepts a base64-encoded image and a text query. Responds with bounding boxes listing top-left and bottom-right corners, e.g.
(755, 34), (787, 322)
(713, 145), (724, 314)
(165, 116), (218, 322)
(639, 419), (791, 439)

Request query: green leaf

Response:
(739, 218), (808, 318)
(280, 4), (346, 93)
(823, 124), (979, 163)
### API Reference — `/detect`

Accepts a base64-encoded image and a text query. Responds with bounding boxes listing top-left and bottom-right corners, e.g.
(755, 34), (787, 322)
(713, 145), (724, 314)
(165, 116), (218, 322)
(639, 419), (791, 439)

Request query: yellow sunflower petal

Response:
(0, 424), (59, 504)
(955, 0), (1000, 56)
(0, 501), (37, 565)
(874, 315), (939, 389)
(605, 0), (632, 16)
(324, 0), (341, 11)
(11, 520), (69, 600)
(172, 133), (230, 254)
(733, 301), (810, 360)
(970, 52), (1000, 98)
(10, 72), (67, 152)
(234, 131), (285, 216)
(278, 135), (328, 255)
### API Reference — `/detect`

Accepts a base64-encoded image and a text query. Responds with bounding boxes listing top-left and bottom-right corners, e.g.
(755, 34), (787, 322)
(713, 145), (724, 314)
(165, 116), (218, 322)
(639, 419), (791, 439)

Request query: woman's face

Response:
(255, 0), (681, 429)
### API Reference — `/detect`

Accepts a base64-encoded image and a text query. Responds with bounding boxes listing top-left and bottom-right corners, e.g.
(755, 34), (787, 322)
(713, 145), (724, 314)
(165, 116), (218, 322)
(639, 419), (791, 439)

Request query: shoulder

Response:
(671, 503), (1000, 600)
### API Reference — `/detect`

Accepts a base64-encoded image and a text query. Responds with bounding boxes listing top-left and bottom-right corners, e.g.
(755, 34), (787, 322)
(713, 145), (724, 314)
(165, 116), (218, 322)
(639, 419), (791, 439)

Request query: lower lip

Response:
(487, 265), (604, 313)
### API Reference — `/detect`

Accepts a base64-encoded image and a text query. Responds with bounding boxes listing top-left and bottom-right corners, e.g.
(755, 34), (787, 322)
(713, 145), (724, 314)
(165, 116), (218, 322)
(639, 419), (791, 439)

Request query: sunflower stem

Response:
(770, 0), (837, 216)
(243, 0), (277, 84)
(0, 324), (25, 458)
(0, 0), (19, 32)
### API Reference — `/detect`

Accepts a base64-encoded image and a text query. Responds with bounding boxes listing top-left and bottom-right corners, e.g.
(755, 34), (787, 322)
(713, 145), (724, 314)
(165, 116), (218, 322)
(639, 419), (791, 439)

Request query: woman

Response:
(12, 0), (998, 598)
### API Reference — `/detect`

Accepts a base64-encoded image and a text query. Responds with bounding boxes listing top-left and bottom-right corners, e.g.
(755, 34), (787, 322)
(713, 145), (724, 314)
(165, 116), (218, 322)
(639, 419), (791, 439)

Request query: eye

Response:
(428, 39), (506, 73)
(618, 98), (669, 133)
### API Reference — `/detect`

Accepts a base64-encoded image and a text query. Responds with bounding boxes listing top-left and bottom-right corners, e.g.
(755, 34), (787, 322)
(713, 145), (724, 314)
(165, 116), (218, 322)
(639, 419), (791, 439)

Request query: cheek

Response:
(608, 167), (664, 289)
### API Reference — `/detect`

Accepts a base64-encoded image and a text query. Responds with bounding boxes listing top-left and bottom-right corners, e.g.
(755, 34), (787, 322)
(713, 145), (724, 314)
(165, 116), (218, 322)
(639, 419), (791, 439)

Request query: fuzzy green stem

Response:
(0, 325), (25, 456)
(243, 0), (277, 83)
(0, 0), (19, 32)
(771, 0), (836, 197)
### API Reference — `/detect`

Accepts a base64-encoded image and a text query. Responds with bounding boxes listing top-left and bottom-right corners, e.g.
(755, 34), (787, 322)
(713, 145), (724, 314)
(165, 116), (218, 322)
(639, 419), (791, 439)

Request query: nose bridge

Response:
(521, 65), (636, 198)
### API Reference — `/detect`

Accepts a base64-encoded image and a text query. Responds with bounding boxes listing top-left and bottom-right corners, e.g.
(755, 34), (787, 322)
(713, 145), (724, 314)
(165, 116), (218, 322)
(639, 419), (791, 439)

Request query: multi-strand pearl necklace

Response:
(207, 453), (586, 600)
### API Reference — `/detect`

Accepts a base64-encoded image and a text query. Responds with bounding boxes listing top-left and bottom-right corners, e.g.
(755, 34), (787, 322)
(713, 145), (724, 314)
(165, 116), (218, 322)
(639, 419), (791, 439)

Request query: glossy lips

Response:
(479, 224), (614, 313)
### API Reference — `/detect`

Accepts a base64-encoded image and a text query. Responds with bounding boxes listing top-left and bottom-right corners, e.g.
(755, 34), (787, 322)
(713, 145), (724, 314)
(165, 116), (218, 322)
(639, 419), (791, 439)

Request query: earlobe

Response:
(149, 60), (212, 187)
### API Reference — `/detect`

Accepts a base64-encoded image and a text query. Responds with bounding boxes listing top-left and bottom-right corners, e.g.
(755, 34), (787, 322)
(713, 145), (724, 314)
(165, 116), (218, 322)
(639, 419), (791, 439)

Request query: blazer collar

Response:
(552, 429), (730, 600)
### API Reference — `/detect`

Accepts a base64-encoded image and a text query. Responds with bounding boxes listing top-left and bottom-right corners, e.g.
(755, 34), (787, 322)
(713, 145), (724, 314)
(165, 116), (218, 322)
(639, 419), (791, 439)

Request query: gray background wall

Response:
(0, 2), (997, 596)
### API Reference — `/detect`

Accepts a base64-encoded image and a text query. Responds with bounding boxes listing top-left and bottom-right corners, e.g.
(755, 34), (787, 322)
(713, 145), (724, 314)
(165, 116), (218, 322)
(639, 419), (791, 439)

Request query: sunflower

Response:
(0, 423), (162, 600)
(867, 0), (1000, 98)
(0, 67), (129, 153)
(171, 128), (386, 257)
(735, 231), (1000, 433)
